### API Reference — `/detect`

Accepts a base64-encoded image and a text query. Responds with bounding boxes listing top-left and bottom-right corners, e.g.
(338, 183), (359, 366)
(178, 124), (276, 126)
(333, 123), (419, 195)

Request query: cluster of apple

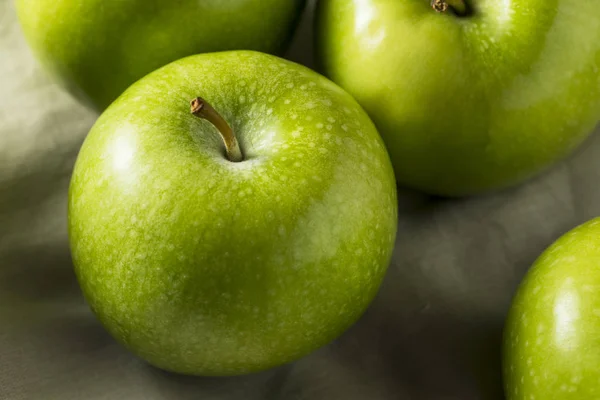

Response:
(17, 0), (600, 397)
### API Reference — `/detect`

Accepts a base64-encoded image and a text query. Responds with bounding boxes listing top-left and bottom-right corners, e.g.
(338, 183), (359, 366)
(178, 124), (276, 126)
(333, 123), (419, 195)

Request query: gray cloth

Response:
(1, 1), (599, 399)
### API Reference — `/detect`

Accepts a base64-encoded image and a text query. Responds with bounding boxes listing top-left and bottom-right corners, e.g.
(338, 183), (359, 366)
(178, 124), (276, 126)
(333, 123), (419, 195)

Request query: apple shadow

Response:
(324, 256), (509, 400)
(286, 0), (316, 70)
(140, 362), (295, 400)
(0, 243), (81, 307)
(17, 305), (115, 357)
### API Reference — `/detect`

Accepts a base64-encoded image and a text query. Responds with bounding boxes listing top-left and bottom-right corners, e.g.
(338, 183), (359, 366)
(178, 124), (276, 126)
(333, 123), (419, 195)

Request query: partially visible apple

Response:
(68, 51), (398, 376)
(16, 0), (305, 109)
(503, 218), (600, 399)
(316, 0), (600, 196)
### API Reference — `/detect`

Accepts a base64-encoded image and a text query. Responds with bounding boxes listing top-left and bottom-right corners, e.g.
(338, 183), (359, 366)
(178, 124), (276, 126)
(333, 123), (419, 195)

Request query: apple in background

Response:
(316, 0), (600, 196)
(16, 0), (306, 109)
(503, 218), (600, 399)
(68, 51), (398, 375)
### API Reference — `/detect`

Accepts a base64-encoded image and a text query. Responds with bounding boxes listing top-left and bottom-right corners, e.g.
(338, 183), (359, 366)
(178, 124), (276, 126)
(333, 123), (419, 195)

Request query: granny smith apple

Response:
(504, 218), (600, 399)
(68, 51), (398, 376)
(316, 0), (600, 196)
(16, 0), (305, 109)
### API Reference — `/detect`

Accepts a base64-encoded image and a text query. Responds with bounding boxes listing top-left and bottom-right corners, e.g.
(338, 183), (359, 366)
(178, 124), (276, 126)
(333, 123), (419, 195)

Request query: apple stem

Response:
(431, 0), (469, 16)
(190, 97), (243, 162)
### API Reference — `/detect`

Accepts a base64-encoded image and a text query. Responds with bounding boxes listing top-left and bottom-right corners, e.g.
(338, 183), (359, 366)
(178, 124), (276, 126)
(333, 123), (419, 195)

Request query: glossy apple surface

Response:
(504, 218), (600, 399)
(68, 51), (398, 376)
(316, 0), (600, 196)
(16, 0), (305, 109)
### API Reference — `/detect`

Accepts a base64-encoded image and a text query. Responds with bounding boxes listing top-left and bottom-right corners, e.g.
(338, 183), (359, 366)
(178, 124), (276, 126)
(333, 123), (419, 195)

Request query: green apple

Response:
(503, 218), (600, 399)
(68, 51), (398, 376)
(16, 0), (305, 109)
(316, 0), (600, 196)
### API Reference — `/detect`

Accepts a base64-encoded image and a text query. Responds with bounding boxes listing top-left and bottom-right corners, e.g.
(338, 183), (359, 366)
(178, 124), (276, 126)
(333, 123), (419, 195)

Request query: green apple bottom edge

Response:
(15, 0), (600, 398)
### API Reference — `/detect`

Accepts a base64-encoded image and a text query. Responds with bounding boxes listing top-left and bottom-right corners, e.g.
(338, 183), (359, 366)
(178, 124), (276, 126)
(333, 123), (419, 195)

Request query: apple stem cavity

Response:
(190, 97), (244, 162)
(431, 0), (470, 16)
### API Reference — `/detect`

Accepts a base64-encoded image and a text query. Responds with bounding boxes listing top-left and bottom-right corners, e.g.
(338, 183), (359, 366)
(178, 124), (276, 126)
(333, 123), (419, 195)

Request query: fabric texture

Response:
(1, 1), (599, 399)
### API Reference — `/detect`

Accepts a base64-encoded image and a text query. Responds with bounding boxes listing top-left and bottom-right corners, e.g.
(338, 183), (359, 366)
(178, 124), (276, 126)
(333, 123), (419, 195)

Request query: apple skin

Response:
(316, 0), (600, 196)
(16, 0), (305, 109)
(503, 218), (600, 399)
(67, 51), (398, 376)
